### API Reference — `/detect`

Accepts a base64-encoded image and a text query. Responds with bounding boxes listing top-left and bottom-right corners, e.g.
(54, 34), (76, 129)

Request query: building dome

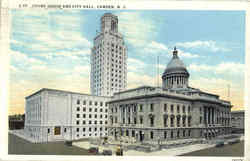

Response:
(162, 47), (189, 89)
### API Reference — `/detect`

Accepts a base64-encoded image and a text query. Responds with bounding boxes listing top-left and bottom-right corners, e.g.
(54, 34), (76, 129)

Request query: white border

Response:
(0, 0), (249, 161)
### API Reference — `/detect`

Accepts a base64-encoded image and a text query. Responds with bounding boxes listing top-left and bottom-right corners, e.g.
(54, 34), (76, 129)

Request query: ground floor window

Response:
(164, 131), (167, 139)
(126, 130), (129, 136)
(54, 126), (61, 135)
(150, 131), (154, 139)
(183, 130), (185, 137)
(132, 130), (135, 137)
(171, 131), (173, 138)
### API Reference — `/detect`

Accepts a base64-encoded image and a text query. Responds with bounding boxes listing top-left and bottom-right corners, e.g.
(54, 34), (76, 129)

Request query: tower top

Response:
(101, 13), (118, 33)
(173, 47), (178, 58)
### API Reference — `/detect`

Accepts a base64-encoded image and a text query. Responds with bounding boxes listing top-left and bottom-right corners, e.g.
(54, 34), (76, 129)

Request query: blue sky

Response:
(9, 9), (245, 114)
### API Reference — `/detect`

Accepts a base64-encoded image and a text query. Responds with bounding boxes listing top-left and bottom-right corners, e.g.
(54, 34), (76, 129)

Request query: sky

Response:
(9, 10), (245, 115)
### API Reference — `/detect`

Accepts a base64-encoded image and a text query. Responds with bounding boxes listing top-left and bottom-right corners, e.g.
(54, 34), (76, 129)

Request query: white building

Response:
(24, 88), (110, 143)
(90, 13), (127, 97)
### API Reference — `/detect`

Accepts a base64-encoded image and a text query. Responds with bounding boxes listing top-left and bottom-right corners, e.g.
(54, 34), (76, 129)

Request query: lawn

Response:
(181, 141), (244, 157)
(8, 133), (93, 155)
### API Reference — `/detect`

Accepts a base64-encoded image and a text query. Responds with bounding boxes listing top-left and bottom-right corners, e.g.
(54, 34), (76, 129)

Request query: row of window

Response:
(110, 104), (192, 113)
(76, 113), (108, 119)
(76, 133), (107, 137)
(76, 107), (108, 113)
(76, 100), (108, 106)
(76, 127), (108, 132)
(76, 120), (108, 125)
(111, 115), (192, 127)
(112, 129), (192, 139)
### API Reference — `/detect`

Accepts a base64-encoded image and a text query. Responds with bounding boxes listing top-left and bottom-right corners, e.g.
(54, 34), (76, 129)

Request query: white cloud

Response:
(188, 62), (245, 74)
(144, 41), (169, 54)
(127, 58), (145, 72)
(11, 50), (45, 66)
(117, 12), (156, 47)
(176, 40), (230, 52)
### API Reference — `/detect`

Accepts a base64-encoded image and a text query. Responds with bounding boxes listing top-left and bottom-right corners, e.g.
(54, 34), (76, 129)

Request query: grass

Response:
(180, 141), (244, 157)
(8, 133), (93, 155)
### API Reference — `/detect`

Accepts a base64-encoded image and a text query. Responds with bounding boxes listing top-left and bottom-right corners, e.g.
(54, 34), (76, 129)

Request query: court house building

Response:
(108, 48), (232, 143)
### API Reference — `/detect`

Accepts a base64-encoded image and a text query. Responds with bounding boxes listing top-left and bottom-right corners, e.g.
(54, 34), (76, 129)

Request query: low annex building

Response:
(24, 88), (110, 143)
(108, 48), (232, 143)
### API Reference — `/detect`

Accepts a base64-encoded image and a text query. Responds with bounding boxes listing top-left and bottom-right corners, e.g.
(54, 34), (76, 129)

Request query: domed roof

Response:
(162, 47), (189, 76)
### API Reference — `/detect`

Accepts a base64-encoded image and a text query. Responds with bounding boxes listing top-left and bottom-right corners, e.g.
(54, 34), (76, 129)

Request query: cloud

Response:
(176, 40), (230, 52)
(127, 58), (145, 72)
(117, 12), (156, 47)
(188, 62), (245, 74)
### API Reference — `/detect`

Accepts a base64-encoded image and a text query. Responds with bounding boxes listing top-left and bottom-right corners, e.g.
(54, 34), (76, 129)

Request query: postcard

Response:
(0, 0), (249, 161)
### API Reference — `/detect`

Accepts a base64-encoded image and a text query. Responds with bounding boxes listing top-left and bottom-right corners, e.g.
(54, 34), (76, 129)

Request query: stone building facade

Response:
(108, 48), (232, 143)
(24, 88), (110, 143)
(231, 110), (244, 133)
(90, 13), (127, 97)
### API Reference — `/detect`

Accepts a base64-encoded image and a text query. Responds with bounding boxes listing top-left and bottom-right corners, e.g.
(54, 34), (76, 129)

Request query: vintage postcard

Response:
(0, 0), (249, 161)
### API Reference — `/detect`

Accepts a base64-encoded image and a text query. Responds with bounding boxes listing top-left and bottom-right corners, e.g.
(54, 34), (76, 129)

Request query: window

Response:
(183, 130), (186, 137)
(77, 107), (80, 111)
(100, 102), (103, 106)
(100, 108), (103, 112)
(164, 131), (167, 139)
(83, 107), (86, 112)
(134, 117), (137, 124)
(132, 130), (135, 137)
(48, 128), (50, 134)
(177, 130), (180, 138)
(83, 120), (86, 124)
(200, 116), (202, 124)
(83, 128), (85, 132)
(95, 101), (98, 106)
(89, 114), (92, 118)
(182, 117), (186, 127)
(188, 130), (191, 137)
(89, 127), (92, 132)
(89, 121), (92, 124)
(83, 114), (86, 118)
(177, 105), (180, 113)
(100, 114), (102, 118)
(188, 117), (191, 127)
(140, 104), (143, 112)
(177, 117), (180, 127)
(95, 114), (97, 118)
(164, 117), (168, 127)
(89, 101), (92, 106)
(95, 120), (97, 124)
(150, 104), (154, 112)
(100, 121), (103, 124)
(76, 128), (79, 132)
(171, 117), (174, 127)
(95, 108), (97, 112)
(83, 100), (86, 105)
(76, 120), (79, 125)
(188, 106), (191, 113)
(150, 117), (154, 127)
(64, 128), (67, 133)
(89, 108), (92, 112)
(77, 99), (80, 104)
(164, 104), (167, 112)
(76, 114), (80, 118)
(171, 131), (173, 138)
(150, 131), (154, 139)
(182, 106), (185, 113)
(171, 105), (174, 113)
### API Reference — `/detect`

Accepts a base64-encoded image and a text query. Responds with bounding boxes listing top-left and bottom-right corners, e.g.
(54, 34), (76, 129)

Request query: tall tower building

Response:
(91, 13), (127, 96)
